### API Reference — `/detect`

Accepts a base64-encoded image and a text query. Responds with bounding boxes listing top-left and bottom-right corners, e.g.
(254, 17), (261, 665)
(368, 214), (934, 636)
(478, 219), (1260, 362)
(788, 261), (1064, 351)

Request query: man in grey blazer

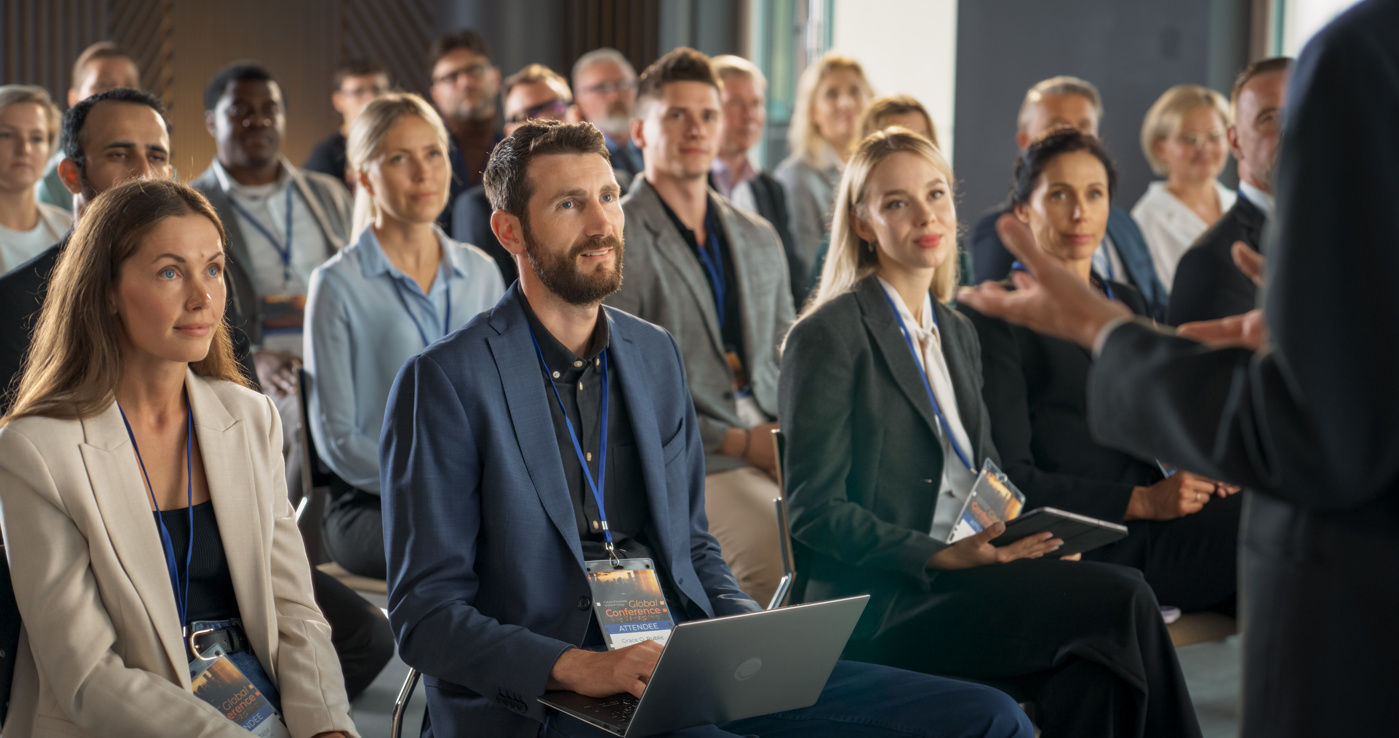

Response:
(605, 48), (794, 606)
(191, 61), (352, 511)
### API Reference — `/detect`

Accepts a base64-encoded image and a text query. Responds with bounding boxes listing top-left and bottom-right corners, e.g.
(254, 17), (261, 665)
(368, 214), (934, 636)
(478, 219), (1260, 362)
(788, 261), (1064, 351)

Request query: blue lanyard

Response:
(694, 210), (726, 327)
(1011, 260), (1115, 302)
(391, 275), (452, 348)
(528, 327), (615, 561)
(118, 400), (195, 630)
(880, 288), (975, 473)
(228, 186), (295, 285)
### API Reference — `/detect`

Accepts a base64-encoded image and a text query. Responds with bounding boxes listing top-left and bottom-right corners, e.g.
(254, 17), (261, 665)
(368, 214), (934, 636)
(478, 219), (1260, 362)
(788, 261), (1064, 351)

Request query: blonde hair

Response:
(0, 85), (62, 150)
(858, 95), (938, 149)
(710, 54), (767, 89)
(347, 92), (451, 236)
(788, 53), (873, 166)
(3, 179), (249, 425)
(1140, 84), (1231, 176)
(793, 127), (958, 329)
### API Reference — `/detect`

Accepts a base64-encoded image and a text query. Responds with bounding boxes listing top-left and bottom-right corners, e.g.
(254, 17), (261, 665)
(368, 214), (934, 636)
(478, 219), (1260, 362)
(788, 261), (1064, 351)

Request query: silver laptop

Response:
(539, 595), (870, 737)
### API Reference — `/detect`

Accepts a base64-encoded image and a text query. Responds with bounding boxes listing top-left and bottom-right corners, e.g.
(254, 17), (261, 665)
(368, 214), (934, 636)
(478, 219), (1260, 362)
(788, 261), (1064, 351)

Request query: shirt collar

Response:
(650, 181), (717, 249)
(516, 288), (611, 369)
(353, 225), (464, 285)
(710, 156), (757, 197)
(1238, 180), (1274, 218)
(876, 275), (939, 340)
(211, 156), (293, 195)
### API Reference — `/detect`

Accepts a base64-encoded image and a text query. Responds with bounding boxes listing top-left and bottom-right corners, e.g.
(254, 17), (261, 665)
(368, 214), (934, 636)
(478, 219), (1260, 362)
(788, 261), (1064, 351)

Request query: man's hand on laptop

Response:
(548, 641), (665, 699)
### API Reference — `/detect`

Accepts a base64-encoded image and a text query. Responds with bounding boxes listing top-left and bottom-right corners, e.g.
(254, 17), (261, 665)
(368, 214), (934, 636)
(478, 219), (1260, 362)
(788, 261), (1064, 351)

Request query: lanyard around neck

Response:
(879, 288), (975, 473)
(693, 209), (727, 327)
(391, 274), (452, 348)
(528, 326), (615, 562)
(228, 185), (295, 285)
(118, 399), (195, 629)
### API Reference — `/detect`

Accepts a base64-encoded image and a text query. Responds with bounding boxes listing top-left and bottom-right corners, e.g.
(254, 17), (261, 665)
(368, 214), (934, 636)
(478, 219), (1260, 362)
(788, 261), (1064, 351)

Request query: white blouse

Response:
(1131, 180), (1236, 289)
(877, 277), (978, 542)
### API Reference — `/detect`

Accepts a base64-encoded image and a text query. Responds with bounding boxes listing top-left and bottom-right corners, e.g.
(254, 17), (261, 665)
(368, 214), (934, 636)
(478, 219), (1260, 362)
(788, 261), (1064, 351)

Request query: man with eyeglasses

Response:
(452, 63), (579, 285)
(303, 58), (390, 190)
(428, 28), (504, 234)
(573, 48), (644, 189)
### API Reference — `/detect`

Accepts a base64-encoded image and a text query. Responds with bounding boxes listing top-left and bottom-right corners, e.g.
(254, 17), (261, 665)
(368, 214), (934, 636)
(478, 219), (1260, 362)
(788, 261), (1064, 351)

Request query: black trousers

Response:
(310, 567), (394, 700)
(843, 559), (1201, 738)
(323, 482), (388, 580)
(1086, 488), (1243, 614)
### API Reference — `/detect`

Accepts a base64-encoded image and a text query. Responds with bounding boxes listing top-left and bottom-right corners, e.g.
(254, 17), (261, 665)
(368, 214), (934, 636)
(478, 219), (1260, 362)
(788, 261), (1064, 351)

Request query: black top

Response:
(517, 292), (689, 634)
(652, 192), (747, 376)
(153, 500), (239, 624)
(960, 275), (1162, 524)
(1167, 193), (1265, 326)
(302, 131), (350, 189)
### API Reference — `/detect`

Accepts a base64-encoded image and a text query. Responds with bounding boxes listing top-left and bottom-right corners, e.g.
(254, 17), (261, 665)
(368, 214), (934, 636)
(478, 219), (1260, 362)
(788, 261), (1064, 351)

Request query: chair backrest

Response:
(295, 368), (333, 565)
(767, 429), (796, 610)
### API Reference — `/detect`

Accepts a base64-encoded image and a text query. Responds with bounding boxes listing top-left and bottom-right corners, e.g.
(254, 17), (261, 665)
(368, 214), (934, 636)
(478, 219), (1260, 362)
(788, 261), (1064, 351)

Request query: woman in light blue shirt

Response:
(305, 93), (505, 578)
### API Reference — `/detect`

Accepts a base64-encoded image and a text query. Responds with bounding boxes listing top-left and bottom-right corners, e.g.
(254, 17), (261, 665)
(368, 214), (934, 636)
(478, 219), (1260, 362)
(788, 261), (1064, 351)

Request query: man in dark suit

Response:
(427, 28), (504, 234)
(709, 55), (803, 308)
(452, 62), (579, 285)
(0, 88), (255, 410)
(958, 3), (1399, 732)
(380, 119), (1032, 738)
(969, 76), (1168, 319)
(605, 49), (795, 607)
(1168, 57), (1291, 326)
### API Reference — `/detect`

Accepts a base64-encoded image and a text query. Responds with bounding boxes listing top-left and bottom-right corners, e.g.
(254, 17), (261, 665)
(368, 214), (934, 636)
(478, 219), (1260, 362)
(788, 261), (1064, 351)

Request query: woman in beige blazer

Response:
(0, 179), (356, 737)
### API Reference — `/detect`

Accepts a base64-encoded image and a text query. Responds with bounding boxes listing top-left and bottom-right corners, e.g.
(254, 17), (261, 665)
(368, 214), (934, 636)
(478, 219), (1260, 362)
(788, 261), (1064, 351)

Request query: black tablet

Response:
(989, 507), (1128, 558)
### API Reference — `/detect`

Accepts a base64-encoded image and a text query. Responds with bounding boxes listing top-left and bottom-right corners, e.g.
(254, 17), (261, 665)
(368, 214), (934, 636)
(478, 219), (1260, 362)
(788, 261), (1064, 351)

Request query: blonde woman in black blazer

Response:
(779, 128), (1200, 737)
(0, 180), (354, 737)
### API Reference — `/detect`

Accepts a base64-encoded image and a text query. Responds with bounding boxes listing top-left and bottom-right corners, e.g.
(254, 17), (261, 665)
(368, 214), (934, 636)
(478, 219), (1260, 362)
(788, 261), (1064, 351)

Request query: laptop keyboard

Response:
(580, 695), (639, 726)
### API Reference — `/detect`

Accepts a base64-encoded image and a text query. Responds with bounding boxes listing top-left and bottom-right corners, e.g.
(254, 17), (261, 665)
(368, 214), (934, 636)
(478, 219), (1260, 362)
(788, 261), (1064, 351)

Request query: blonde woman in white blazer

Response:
(0, 179), (355, 738)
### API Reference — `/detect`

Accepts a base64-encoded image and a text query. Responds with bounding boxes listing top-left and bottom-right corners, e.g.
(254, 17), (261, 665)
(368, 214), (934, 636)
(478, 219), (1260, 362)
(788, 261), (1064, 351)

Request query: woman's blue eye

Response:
(206, 264), (221, 277)
(160, 267), (177, 279)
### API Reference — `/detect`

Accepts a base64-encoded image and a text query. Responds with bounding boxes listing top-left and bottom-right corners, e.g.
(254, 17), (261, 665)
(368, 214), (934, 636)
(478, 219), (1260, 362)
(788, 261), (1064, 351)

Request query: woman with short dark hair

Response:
(0, 179), (355, 737)
(961, 129), (1241, 615)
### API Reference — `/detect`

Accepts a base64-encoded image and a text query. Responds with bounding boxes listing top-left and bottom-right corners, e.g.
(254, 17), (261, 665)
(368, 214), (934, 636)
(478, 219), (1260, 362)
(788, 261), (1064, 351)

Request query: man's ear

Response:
(205, 110), (218, 138)
(58, 157), (83, 195)
(491, 210), (526, 256)
(629, 115), (646, 151)
(1014, 130), (1030, 151)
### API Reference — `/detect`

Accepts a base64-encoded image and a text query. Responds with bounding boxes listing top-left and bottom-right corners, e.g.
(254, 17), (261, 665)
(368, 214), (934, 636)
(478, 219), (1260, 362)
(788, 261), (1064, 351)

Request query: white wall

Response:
(1282, 0), (1361, 55)
(831, 0), (958, 163)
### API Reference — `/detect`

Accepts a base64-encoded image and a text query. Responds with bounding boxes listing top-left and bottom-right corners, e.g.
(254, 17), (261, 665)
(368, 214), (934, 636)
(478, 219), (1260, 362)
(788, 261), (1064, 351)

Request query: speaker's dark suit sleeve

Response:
(1088, 4), (1399, 512)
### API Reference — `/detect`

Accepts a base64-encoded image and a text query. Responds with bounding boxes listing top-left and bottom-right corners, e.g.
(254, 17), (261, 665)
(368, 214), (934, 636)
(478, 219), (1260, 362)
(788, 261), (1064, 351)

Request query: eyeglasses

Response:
(432, 63), (492, 86)
(580, 78), (635, 96)
(506, 98), (571, 124)
(1174, 129), (1226, 148)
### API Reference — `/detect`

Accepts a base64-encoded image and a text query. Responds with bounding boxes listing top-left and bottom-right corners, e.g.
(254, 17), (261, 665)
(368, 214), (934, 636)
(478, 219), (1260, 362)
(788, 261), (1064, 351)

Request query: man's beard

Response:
(596, 100), (633, 139)
(522, 221), (625, 306)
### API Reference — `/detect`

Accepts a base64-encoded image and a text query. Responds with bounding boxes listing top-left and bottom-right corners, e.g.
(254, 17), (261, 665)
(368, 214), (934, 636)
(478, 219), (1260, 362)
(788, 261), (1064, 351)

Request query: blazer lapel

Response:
(855, 278), (944, 443)
(603, 316), (678, 569)
(286, 157), (344, 254)
(486, 291), (585, 566)
(934, 303), (987, 467)
(632, 181), (726, 355)
(189, 372), (274, 675)
(80, 403), (190, 680)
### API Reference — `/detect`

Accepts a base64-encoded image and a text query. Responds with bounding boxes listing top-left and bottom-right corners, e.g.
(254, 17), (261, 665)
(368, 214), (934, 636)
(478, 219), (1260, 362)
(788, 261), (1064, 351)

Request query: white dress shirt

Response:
(877, 277), (979, 541)
(1131, 180), (1237, 289)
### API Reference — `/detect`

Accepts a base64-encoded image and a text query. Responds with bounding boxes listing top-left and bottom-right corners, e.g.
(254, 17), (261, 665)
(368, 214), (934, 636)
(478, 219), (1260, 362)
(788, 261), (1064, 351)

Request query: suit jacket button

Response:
(578, 596), (591, 610)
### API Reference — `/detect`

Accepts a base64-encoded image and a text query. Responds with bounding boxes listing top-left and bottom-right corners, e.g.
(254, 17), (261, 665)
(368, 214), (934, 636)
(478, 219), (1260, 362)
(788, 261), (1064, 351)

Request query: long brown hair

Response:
(3, 179), (250, 425)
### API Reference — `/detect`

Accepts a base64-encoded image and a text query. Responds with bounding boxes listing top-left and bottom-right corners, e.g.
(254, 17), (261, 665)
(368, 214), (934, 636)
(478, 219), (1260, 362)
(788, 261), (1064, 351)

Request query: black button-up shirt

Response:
(653, 191), (747, 376)
(517, 292), (696, 633)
